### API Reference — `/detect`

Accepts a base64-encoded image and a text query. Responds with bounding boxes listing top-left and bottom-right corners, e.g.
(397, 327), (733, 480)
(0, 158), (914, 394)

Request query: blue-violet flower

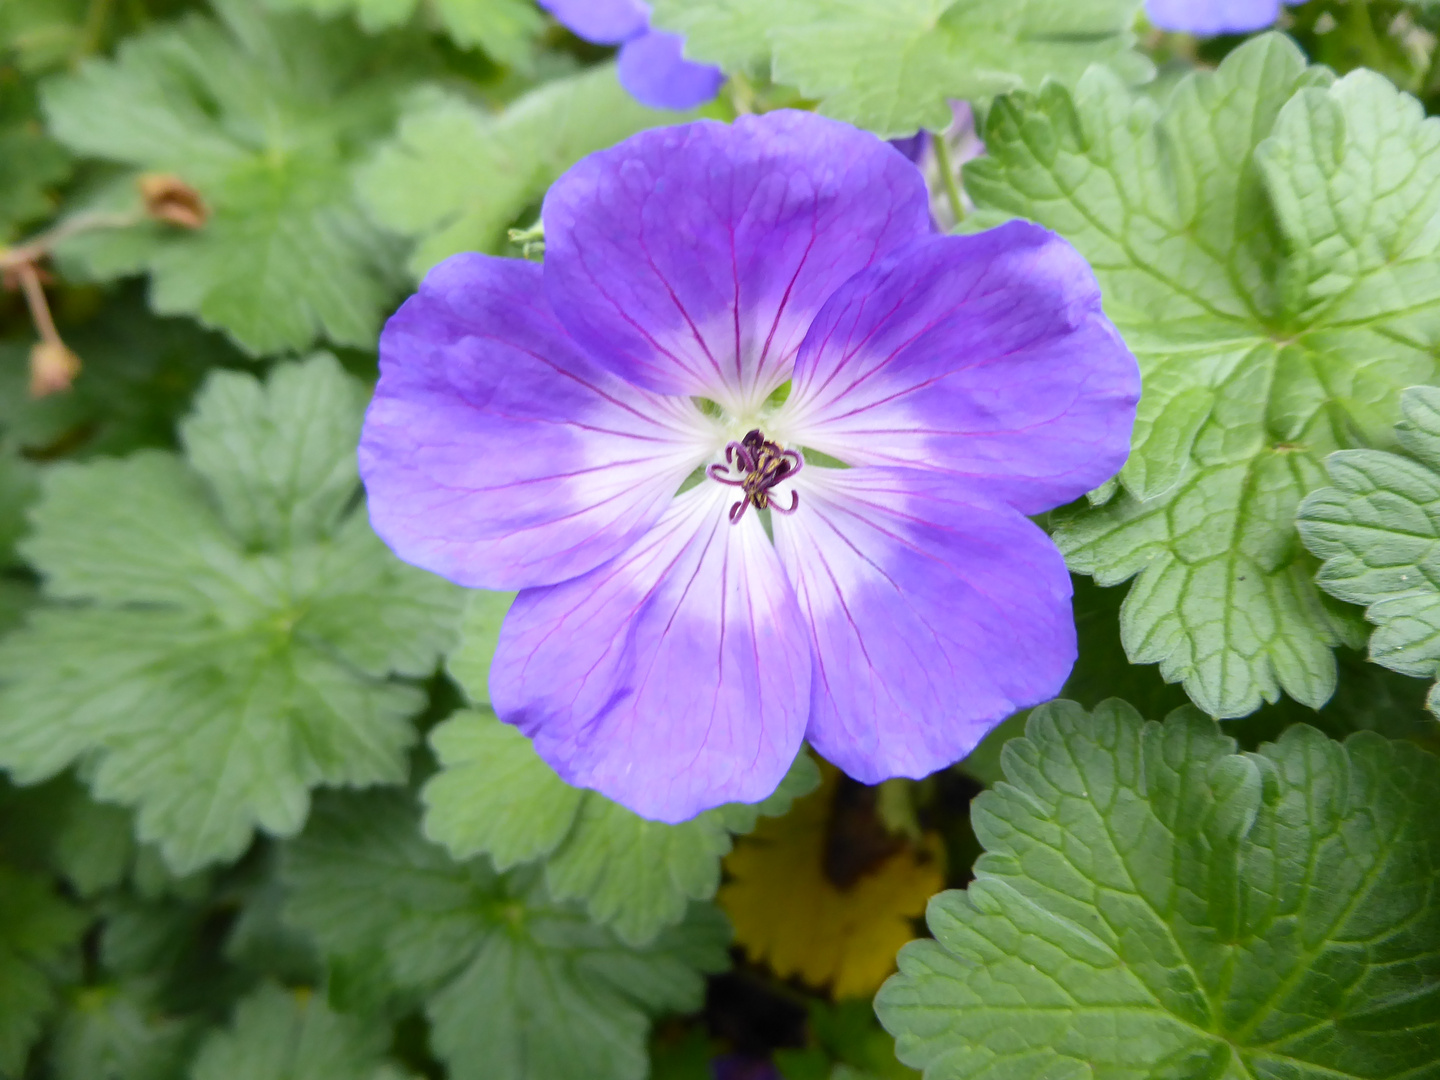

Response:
(359, 111), (1140, 821)
(539, 0), (723, 110)
(1146, 0), (1303, 34)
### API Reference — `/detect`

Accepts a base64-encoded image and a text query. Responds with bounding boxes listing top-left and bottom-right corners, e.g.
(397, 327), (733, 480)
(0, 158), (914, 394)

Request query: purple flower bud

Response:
(540, 0), (723, 109)
(712, 1054), (783, 1080)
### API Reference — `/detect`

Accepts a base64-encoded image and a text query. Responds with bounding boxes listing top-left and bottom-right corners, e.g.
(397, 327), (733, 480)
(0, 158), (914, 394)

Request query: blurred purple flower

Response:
(359, 111), (1139, 822)
(712, 1055), (782, 1080)
(1146, 0), (1303, 34)
(890, 101), (986, 230)
(539, 0), (723, 110)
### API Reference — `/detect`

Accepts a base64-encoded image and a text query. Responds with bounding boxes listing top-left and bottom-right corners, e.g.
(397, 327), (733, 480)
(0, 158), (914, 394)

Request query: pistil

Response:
(707, 429), (803, 524)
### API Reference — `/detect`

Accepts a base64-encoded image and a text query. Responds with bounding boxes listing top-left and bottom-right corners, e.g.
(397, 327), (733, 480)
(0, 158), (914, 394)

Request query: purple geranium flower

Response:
(359, 111), (1140, 822)
(539, 0), (724, 110)
(1146, 0), (1302, 34)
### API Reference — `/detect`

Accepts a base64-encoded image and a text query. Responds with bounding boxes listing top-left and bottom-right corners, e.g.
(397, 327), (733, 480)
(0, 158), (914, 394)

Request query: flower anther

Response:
(707, 430), (803, 523)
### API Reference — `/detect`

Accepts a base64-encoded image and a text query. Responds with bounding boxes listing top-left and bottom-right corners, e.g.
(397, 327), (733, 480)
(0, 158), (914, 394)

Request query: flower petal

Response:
(491, 484), (812, 822)
(538, 0), (649, 44)
(772, 466), (1075, 782)
(542, 111), (932, 410)
(1145, 0), (1289, 35)
(617, 29), (725, 111)
(776, 222), (1139, 515)
(360, 253), (717, 590)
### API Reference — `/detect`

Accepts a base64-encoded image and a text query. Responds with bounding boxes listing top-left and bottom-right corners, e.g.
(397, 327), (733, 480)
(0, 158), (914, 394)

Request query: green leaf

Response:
(0, 864), (87, 1075)
(436, 599), (819, 944)
(422, 708), (818, 946)
(968, 35), (1440, 717)
(0, 74), (70, 241)
(283, 790), (731, 1080)
(875, 699), (1440, 1080)
(0, 0), (88, 74)
(262, 0), (543, 67)
(444, 588), (515, 707)
(1299, 384), (1440, 716)
(191, 983), (408, 1080)
(0, 576), (33, 638)
(0, 355), (463, 872)
(40, 0), (417, 355)
(50, 984), (197, 1080)
(358, 64), (688, 277)
(0, 298), (249, 462)
(784, 999), (918, 1080)
(49, 789), (136, 898)
(0, 775), (132, 894)
(0, 450), (38, 570)
(650, 0), (1149, 138)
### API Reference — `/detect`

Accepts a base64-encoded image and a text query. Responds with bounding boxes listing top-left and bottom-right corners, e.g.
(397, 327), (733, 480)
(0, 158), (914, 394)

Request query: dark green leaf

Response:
(284, 790), (731, 1080)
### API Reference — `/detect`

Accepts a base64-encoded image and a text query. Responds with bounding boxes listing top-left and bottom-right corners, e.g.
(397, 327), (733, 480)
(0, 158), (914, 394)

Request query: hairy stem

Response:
(0, 210), (140, 271)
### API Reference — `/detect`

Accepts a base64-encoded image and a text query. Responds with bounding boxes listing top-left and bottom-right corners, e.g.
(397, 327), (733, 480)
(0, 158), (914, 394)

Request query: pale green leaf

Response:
(0, 356), (463, 872)
(179, 360), (369, 550)
(444, 588), (516, 707)
(422, 708), (818, 946)
(283, 791), (731, 1080)
(40, 0), (414, 355)
(968, 36), (1440, 716)
(650, 0), (1149, 138)
(876, 699), (1440, 1080)
(359, 65), (688, 276)
(1299, 384), (1440, 715)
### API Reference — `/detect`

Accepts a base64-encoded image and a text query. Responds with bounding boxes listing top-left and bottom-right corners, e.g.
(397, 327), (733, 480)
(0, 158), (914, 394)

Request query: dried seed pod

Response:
(29, 339), (82, 397)
(138, 173), (208, 229)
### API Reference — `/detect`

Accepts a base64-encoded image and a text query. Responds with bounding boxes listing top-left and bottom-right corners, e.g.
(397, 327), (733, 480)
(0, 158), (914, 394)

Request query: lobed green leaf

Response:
(190, 983), (408, 1080)
(0, 864), (87, 1075)
(969, 35), (1440, 717)
(283, 790), (731, 1080)
(650, 0), (1149, 138)
(262, 0), (543, 67)
(877, 699), (1440, 1080)
(423, 708), (818, 946)
(0, 355), (463, 872)
(1299, 385), (1440, 715)
(358, 64), (691, 277)
(41, 0), (417, 355)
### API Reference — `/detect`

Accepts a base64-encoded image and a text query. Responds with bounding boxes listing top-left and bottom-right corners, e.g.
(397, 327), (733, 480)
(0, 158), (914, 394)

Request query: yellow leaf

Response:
(719, 763), (944, 999)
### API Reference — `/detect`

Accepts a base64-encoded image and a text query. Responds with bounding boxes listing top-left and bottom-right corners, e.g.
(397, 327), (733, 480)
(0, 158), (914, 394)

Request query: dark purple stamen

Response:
(707, 429), (802, 524)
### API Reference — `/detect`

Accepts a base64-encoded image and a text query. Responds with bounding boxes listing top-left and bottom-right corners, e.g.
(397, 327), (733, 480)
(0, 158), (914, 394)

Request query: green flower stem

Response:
(78, 0), (115, 58)
(1420, 34), (1440, 110)
(930, 132), (966, 226)
(1344, 0), (1388, 75)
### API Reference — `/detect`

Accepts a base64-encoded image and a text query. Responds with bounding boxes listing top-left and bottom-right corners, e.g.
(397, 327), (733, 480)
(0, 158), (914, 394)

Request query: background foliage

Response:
(1, 2), (1438, 1079)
